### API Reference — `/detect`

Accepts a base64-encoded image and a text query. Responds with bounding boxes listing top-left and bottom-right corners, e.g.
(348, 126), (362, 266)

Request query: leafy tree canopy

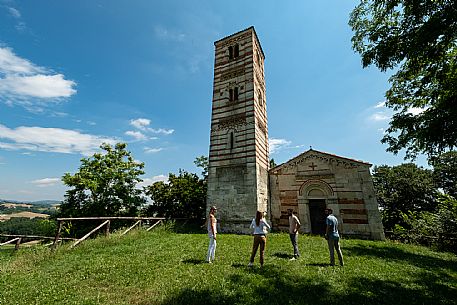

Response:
(430, 151), (457, 198)
(372, 163), (437, 231)
(350, 0), (457, 159)
(59, 143), (146, 218)
(194, 155), (208, 179)
(144, 170), (206, 219)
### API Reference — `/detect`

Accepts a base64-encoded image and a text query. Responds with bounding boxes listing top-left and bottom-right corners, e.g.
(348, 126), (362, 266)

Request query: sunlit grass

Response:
(1, 225), (456, 305)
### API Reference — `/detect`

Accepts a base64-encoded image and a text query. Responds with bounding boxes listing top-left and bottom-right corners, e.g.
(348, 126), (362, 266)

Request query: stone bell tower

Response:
(207, 27), (269, 232)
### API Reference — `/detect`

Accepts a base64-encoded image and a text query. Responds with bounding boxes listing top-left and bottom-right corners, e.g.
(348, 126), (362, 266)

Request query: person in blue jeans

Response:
(325, 208), (344, 266)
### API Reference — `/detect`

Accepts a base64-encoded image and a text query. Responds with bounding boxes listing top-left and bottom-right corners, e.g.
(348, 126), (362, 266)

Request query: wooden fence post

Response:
(105, 220), (111, 237)
(15, 237), (21, 250)
(53, 220), (63, 249)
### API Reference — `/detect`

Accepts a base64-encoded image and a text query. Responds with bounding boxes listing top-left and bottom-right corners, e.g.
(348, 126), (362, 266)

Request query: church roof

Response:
(270, 149), (371, 172)
(214, 26), (265, 59)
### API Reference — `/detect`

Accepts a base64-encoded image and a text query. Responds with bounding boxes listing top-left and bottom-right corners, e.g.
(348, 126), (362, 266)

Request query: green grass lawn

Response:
(1, 225), (456, 305)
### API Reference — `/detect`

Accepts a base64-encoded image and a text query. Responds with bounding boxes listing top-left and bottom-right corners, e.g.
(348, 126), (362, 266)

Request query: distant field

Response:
(1, 226), (456, 305)
(0, 211), (50, 221)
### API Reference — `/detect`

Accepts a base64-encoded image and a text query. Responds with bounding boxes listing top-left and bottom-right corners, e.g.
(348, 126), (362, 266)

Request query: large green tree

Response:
(59, 143), (146, 217)
(143, 170), (206, 219)
(350, 0), (457, 159)
(372, 163), (437, 231)
(430, 151), (457, 198)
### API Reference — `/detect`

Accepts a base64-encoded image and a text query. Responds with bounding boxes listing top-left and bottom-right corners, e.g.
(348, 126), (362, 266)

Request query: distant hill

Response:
(0, 199), (61, 206)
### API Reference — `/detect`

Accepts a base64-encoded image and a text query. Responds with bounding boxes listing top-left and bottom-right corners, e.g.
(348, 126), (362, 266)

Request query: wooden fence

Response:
(0, 217), (170, 250)
(54, 217), (167, 249)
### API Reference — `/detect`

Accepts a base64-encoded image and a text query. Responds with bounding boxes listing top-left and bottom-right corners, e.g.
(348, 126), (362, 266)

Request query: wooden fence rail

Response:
(54, 217), (168, 249)
(0, 237), (21, 250)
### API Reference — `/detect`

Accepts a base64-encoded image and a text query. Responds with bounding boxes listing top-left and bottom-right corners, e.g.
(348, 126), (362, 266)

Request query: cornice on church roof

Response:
(269, 148), (371, 172)
(214, 26), (265, 59)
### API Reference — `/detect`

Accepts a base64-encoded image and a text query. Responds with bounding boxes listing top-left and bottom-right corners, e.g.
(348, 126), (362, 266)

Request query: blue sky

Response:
(0, 0), (425, 201)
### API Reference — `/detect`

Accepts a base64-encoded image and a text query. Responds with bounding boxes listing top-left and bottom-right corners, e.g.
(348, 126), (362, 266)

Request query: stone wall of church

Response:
(269, 151), (385, 240)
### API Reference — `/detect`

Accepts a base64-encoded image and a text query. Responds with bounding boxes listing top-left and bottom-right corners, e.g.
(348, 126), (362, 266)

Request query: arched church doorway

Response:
(308, 199), (326, 234)
(299, 179), (335, 235)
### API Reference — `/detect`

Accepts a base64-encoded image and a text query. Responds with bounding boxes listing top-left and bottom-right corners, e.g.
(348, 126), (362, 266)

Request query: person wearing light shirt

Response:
(248, 210), (271, 267)
(206, 206), (217, 263)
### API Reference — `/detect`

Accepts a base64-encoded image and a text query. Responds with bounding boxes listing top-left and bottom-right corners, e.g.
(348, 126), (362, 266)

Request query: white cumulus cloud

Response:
(129, 118), (174, 136)
(130, 118), (151, 130)
(0, 124), (117, 156)
(0, 47), (77, 110)
(0, 47), (43, 75)
(31, 178), (61, 187)
(137, 175), (168, 188)
(125, 130), (147, 141)
(269, 138), (291, 154)
(0, 74), (76, 98)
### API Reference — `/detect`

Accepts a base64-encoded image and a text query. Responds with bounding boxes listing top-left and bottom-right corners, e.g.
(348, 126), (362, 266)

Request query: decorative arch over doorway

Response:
(298, 180), (335, 234)
(299, 179), (334, 198)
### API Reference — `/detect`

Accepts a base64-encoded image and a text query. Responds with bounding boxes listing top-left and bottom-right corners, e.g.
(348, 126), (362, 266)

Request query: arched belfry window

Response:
(228, 44), (239, 60)
(229, 87), (239, 102)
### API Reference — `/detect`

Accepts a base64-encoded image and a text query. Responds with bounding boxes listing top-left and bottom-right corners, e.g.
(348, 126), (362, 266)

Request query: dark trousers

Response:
(250, 235), (267, 265)
(289, 233), (300, 258)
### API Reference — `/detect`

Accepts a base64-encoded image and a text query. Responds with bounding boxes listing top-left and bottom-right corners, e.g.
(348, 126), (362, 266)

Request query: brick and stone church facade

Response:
(207, 27), (385, 240)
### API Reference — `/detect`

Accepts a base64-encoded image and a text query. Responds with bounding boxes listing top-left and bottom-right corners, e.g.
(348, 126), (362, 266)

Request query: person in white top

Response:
(248, 210), (271, 267)
(288, 209), (301, 260)
(206, 206), (217, 263)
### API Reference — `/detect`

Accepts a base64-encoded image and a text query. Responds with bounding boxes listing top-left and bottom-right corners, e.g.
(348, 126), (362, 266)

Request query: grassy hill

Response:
(1, 225), (456, 305)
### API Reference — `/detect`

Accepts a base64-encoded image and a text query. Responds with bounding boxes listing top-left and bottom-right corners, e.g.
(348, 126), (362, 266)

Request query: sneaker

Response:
(289, 257), (296, 261)
(206, 260), (212, 264)
(248, 262), (253, 267)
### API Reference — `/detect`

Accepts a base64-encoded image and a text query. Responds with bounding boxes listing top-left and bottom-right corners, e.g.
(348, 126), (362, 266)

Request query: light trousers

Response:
(206, 235), (216, 262)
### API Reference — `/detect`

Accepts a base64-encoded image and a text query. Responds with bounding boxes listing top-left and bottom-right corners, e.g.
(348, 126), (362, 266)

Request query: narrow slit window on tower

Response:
(228, 46), (233, 59)
(229, 89), (234, 101)
(234, 87), (239, 101)
(258, 90), (263, 106)
(234, 44), (239, 58)
(229, 132), (234, 150)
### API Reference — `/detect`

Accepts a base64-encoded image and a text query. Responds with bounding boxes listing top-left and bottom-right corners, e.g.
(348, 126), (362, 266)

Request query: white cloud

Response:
(8, 7), (21, 18)
(129, 118), (174, 136)
(31, 178), (60, 187)
(144, 147), (163, 154)
(137, 175), (168, 188)
(369, 112), (391, 122)
(0, 47), (43, 75)
(374, 101), (386, 108)
(407, 107), (427, 116)
(125, 130), (147, 141)
(0, 124), (117, 156)
(149, 128), (174, 135)
(0, 74), (76, 98)
(0, 47), (76, 110)
(130, 118), (151, 130)
(269, 138), (291, 154)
